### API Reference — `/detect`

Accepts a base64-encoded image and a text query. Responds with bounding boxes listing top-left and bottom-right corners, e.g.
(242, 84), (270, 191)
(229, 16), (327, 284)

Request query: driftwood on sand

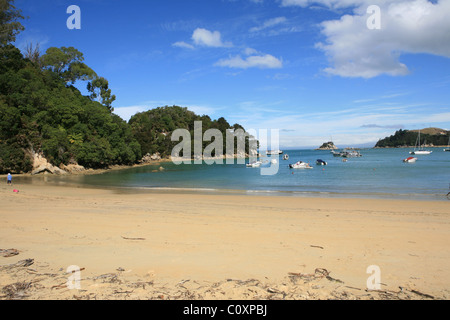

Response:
(0, 249), (19, 258)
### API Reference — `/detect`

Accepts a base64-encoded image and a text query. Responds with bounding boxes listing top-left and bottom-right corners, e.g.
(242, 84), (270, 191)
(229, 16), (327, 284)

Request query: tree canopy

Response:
(0, 0), (25, 46)
(129, 106), (253, 158)
(0, 44), (142, 172)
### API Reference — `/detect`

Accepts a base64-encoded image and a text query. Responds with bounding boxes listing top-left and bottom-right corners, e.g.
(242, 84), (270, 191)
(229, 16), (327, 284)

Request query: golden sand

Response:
(0, 181), (449, 300)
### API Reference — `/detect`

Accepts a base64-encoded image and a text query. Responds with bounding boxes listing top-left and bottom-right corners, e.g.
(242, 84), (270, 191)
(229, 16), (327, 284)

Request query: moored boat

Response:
(331, 149), (362, 158)
(267, 150), (283, 155)
(246, 161), (262, 168)
(410, 130), (432, 155)
(289, 161), (313, 169)
(403, 157), (417, 163)
(316, 159), (327, 166)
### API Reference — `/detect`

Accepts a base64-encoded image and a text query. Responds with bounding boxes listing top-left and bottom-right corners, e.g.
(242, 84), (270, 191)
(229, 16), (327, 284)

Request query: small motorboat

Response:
(316, 159), (327, 166)
(403, 157), (417, 163)
(246, 161), (262, 168)
(266, 150), (283, 155)
(289, 161), (313, 169)
(283, 154), (289, 160)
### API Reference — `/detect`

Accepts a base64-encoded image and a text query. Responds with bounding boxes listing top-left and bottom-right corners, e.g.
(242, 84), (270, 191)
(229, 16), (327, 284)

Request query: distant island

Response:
(316, 141), (338, 150)
(375, 128), (449, 148)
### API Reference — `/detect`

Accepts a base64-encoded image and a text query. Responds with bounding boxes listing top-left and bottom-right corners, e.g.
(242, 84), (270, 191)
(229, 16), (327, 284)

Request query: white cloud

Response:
(280, 0), (370, 9)
(283, 0), (450, 78)
(192, 28), (233, 48)
(172, 41), (195, 49)
(216, 48), (283, 69)
(250, 16), (287, 32)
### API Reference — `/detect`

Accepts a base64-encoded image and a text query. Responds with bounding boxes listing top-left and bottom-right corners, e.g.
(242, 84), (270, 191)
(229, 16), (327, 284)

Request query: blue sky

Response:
(14, 0), (450, 148)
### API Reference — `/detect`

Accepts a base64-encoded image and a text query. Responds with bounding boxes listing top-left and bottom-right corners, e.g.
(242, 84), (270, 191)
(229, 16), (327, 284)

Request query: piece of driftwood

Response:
(51, 283), (68, 290)
(310, 245), (324, 249)
(68, 267), (85, 273)
(410, 289), (435, 299)
(121, 236), (146, 241)
(344, 286), (362, 291)
(314, 268), (344, 284)
(0, 259), (34, 271)
(267, 287), (281, 294)
(0, 249), (19, 257)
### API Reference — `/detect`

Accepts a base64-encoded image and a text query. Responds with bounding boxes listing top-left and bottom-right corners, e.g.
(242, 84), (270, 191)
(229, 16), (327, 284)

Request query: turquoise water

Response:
(45, 148), (450, 201)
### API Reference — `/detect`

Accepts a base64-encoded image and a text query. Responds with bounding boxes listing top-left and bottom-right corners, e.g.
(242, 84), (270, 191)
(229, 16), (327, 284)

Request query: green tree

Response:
(0, 0), (25, 46)
(87, 76), (116, 111)
(41, 46), (97, 84)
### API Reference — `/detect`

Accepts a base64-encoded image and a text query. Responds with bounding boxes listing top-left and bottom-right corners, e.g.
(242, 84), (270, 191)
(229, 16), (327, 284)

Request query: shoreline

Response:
(1, 183), (449, 300)
(0, 158), (173, 179)
(7, 173), (449, 202)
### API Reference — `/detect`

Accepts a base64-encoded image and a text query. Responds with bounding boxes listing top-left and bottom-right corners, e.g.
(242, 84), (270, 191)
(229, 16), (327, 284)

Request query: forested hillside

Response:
(129, 106), (252, 158)
(0, 0), (251, 173)
(375, 129), (450, 148)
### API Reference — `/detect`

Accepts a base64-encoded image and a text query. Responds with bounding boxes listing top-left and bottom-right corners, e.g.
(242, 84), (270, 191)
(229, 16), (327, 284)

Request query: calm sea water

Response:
(38, 148), (450, 201)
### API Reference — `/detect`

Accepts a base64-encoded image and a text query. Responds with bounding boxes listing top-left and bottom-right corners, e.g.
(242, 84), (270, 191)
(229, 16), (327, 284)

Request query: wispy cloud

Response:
(216, 48), (283, 69)
(250, 16), (287, 32)
(172, 41), (195, 49)
(229, 102), (450, 147)
(360, 124), (405, 129)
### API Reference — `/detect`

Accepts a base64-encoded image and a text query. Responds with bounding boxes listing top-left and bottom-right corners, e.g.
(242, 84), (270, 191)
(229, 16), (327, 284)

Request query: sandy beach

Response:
(0, 180), (449, 300)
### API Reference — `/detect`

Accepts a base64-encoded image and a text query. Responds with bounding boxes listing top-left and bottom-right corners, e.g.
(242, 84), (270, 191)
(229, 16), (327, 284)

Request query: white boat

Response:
(331, 149), (362, 158)
(410, 130), (432, 155)
(411, 150), (432, 155)
(266, 150), (283, 155)
(403, 157), (417, 163)
(342, 149), (362, 158)
(283, 154), (289, 160)
(444, 136), (450, 152)
(289, 161), (313, 169)
(246, 161), (262, 168)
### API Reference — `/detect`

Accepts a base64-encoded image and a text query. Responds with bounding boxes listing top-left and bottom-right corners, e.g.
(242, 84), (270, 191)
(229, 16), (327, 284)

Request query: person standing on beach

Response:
(7, 173), (12, 185)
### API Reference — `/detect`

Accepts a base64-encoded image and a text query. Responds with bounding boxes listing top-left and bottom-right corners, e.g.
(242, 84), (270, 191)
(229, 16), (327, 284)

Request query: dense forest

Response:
(375, 129), (450, 148)
(129, 106), (253, 158)
(0, 0), (250, 174)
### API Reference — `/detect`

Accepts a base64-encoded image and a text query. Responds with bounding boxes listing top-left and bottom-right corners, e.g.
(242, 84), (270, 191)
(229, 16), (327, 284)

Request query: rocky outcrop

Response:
(316, 142), (338, 150)
(31, 153), (67, 175)
(140, 153), (162, 163)
(30, 151), (86, 175)
(59, 163), (86, 174)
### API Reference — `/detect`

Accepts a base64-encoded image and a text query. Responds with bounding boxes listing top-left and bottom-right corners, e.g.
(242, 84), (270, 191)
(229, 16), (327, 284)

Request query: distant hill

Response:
(375, 128), (450, 148)
(409, 127), (448, 136)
